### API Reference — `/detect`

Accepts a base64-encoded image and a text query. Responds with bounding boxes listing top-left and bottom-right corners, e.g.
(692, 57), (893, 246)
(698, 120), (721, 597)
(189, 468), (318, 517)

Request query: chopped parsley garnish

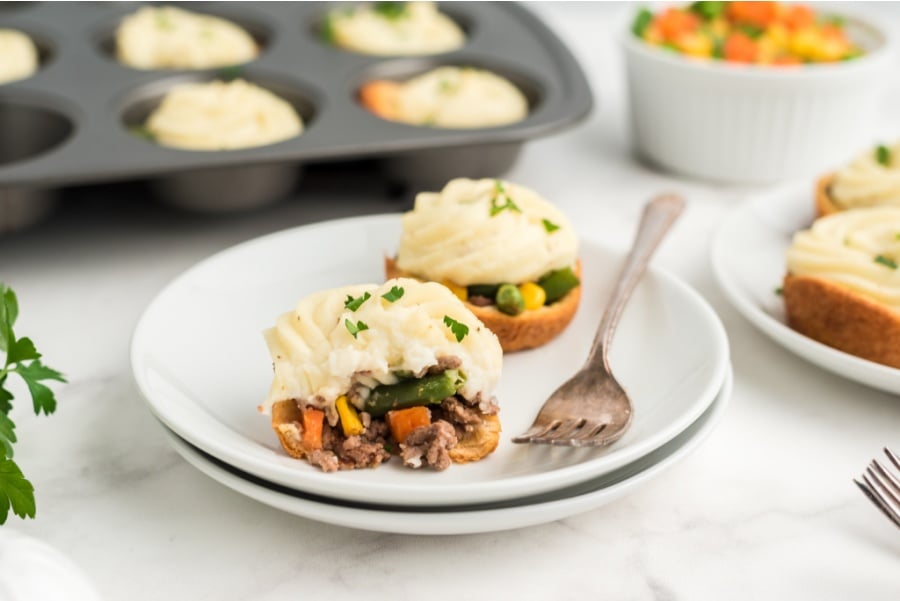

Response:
(129, 126), (156, 142)
(774, 287), (783, 296)
(874, 255), (898, 270)
(373, 2), (408, 20)
(320, 15), (336, 43)
(542, 218), (560, 233)
(345, 319), (369, 339)
(438, 79), (459, 95)
(381, 286), (404, 303)
(344, 292), (371, 312)
(489, 180), (521, 217)
(876, 145), (892, 167)
(443, 316), (469, 342)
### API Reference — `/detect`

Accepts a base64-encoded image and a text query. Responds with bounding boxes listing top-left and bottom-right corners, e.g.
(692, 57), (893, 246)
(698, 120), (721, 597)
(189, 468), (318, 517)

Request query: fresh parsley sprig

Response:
(344, 292), (371, 312)
(345, 319), (369, 339)
(0, 284), (65, 525)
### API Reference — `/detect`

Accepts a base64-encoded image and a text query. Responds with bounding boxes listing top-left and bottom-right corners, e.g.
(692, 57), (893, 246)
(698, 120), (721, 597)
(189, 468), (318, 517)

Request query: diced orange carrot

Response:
(358, 80), (402, 120)
(301, 408), (325, 451)
(655, 8), (699, 42)
(727, 2), (778, 28)
(724, 32), (758, 63)
(386, 406), (431, 444)
(783, 4), (815, 31)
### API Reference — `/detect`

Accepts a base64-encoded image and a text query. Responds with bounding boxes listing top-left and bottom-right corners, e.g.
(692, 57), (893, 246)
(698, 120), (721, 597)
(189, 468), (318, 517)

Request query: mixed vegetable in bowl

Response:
(633, 1), (863, 65)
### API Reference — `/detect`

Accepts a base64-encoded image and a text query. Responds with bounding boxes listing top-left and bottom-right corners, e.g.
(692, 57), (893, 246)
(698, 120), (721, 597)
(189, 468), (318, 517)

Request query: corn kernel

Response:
(676, 32), (713, 58)
(442, 280), (468, 302)
(518, 282), (546, 311)
(336, 395), (364, 437)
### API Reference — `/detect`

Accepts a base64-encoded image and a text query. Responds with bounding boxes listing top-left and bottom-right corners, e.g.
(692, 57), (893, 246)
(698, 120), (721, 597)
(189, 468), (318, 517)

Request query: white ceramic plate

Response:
(711, 184), (900, 395)
(132, 214), (729, 506)
(163, 368), (732, 535)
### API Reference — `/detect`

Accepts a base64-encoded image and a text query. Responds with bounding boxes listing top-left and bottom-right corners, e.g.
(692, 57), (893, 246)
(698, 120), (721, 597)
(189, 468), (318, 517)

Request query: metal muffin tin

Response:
(0, 1), (593, 221)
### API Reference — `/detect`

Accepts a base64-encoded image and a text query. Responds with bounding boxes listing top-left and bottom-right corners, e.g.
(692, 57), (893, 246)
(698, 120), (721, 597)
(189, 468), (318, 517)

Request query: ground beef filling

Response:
(300, 393), (491, 473)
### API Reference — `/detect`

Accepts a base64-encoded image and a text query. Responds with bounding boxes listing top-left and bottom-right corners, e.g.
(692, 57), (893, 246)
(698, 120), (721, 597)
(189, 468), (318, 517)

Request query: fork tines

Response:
(854, 447), (900, 529)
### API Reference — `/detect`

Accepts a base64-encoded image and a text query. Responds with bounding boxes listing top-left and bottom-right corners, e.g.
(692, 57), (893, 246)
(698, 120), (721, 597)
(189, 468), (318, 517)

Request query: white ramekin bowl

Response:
(621, 6), (895, 184)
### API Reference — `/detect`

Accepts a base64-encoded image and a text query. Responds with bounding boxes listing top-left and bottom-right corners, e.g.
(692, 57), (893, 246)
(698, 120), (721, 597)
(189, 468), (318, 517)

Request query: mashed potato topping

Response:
(830, 142), (900, 210)
(261, 278), (502, 419)
(0, 29), (38, 85)
(787, 208), (900, 310)
(397, 178), (579, 286)
(116, 5), (258, 70)
(382, 66), (528, 129)
(327, 1), (464, 56)
(145, 79), (302, 151)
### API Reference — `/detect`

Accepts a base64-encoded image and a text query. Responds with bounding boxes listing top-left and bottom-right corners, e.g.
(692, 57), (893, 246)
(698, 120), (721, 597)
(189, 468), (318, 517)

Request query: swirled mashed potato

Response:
(145, 79), (302, 151)
(0, 29), (38, 85)
(787, 208), (900, 310)
(327, 1), (464, 56)
(397, 178), (578, 285)
(375, 67), (528, 128)
(116, 5), (258, 70)
(261, 278), (502, 419)
(830, 142), (900, 210)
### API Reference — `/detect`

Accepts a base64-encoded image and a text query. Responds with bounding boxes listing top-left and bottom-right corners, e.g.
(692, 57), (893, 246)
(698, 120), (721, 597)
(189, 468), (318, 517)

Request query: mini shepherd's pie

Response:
(784, 207), (900, 368)
(324, 1), (464, 56)
(0, 29), (38, 85)
(143, 79), (302, 151)
(260, 278), (503, 472)
(360, 66), (528, 129)
(386, 178), (581, 352)
(816, 142), (900, 217)
(116, 5), (258, 70)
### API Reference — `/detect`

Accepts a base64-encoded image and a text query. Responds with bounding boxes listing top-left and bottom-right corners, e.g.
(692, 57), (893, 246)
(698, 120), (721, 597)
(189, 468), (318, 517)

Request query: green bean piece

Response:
(632, 8), (654, 37)
(496, 284), (525, 316)
(467, 284), (500, 299)
(364, 370), (463, 418)
(538, 267), (580, 304)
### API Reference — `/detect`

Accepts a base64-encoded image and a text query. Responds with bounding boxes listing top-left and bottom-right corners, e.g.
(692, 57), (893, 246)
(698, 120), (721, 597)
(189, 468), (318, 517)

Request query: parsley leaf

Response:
(0, 412), (16, 459)
(345, 319), (369, 339)
(876, 145), (892, 167)
(874, 255), (898, 270)
(0, 459), (35, 524)
(373, 2), (408, 20)
(218, 65), (243, 82)
(381, 286), (404, 303)
(443, 316), (469, 342)
(129, 126), (156, 142)
(542, 218), (560, 233)
(490, 180), (522, 217)
(344, 292), (371, 312)
(0, 283), (65, 524)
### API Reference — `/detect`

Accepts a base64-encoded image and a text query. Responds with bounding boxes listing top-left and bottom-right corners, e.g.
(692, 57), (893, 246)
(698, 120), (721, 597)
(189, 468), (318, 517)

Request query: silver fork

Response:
(512, 193), (685, 447)
(854, 447), (900, 529)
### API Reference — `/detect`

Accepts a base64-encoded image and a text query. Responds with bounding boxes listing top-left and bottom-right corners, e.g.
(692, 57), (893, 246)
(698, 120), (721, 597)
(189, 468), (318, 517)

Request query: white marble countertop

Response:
(2, 3), (900, 600)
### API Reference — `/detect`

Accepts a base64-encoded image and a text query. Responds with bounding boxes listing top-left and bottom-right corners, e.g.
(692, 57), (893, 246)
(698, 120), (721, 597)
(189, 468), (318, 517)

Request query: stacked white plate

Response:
(131, 215), (732, 535)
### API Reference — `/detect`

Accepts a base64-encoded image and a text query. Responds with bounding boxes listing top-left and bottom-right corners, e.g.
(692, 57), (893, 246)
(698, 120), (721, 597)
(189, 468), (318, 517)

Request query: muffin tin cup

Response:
(0, 2), (592, 226)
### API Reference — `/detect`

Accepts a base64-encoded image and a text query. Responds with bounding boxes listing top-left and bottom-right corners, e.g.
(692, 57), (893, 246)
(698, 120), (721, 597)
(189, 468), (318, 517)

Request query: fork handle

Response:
(586, 194), (685, 370)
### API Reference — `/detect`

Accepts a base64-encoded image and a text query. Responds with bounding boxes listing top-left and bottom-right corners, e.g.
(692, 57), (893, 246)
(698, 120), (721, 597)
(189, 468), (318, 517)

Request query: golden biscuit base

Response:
(385, 256), (582, 352)
(815, 172), (840, 217)
(270, 400), (501, 466)
(782, 274), (900, 369)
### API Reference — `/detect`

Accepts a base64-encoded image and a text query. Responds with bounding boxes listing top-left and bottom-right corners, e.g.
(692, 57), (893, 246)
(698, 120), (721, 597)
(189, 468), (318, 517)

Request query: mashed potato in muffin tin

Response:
(830, 142), (900, 210)
(787, 208), (900, 310)
(326, 1), (464, 56)
(116, 5), (258, 70)
(0, 29), (38, 85)
(362, 66), (528, 129)
(397, 178), (578, 286)
(260, 278), (502, 420)
(144, 79), (303, 151)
